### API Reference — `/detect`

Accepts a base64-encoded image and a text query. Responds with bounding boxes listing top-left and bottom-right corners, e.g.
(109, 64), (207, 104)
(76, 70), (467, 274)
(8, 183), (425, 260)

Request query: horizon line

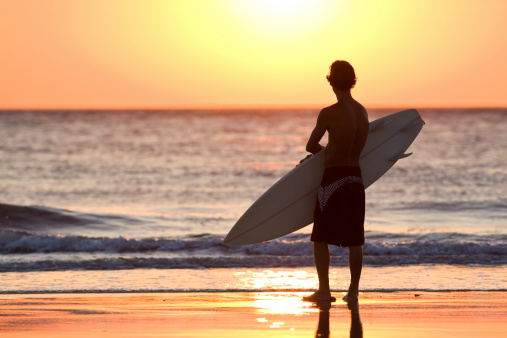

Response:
(1, 105), (507, 111)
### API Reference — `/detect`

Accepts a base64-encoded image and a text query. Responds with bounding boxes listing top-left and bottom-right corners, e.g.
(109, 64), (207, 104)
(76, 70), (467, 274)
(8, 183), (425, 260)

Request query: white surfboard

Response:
(223, 109), (424, 245)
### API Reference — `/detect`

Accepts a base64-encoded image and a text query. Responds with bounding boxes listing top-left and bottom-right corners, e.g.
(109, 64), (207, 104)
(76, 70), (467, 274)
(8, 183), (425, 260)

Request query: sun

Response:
(228, 0), (339, 40)
(247, 0), (316, 22)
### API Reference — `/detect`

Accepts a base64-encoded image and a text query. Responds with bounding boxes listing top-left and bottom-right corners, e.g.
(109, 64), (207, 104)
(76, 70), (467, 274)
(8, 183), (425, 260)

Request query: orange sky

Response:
(1, 0), (506, 109)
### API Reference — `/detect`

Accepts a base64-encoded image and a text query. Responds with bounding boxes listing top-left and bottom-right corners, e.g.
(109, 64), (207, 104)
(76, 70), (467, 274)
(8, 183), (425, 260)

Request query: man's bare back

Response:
(306, 95), (369, 168)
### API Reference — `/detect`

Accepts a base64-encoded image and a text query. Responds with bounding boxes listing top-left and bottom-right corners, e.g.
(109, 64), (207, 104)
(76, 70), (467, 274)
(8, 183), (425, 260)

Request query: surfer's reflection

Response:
(314, 302), (330, 338)
(314, 302), (363, 338)
(349, 309), (363, 338)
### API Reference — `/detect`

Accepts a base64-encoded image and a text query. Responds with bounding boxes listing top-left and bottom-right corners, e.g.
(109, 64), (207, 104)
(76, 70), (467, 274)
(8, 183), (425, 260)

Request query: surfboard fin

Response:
(388, 152), (412, 161)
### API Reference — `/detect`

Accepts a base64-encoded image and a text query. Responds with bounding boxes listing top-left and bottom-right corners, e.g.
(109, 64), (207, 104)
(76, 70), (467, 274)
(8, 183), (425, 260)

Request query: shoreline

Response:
(2, 266), (506, 293)
(0, 289), (506, 295)
(1, 291), (505, 337)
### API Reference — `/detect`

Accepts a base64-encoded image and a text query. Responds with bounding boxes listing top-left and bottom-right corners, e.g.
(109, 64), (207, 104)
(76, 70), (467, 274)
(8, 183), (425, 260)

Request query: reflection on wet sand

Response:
(349, 309), (363, 338)
(249, 292), (364, 336)
(314, 301), (363, 338)
(315, 303), (330, 338)
(2, 292), (504, 337)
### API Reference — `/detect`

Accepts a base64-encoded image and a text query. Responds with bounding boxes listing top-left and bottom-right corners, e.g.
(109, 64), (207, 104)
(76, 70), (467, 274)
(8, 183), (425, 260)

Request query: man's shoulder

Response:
(319, 103), (347, 120)
(319, 103), (339, 116)
(321, 102), (339, 111)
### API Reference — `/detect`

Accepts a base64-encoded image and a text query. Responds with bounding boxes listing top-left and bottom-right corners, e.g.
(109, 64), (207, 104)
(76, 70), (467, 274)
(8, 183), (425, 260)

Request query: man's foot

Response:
(341, 292), (358, 302)
(302, 291), (336, 303)
(342, 290), (359, 310)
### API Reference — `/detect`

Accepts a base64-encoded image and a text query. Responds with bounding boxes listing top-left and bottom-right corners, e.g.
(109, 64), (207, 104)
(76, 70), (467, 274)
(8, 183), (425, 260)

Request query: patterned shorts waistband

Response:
(318, 176), (363, 211)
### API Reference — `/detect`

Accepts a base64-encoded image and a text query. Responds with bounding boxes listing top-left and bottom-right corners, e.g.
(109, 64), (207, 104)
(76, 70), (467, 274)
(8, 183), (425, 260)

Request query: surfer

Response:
(302, 60), (368, 309)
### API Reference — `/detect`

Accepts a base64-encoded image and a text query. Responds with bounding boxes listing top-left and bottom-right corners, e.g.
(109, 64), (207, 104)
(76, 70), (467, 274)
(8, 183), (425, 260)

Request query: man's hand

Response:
(299, 154), (312, 165)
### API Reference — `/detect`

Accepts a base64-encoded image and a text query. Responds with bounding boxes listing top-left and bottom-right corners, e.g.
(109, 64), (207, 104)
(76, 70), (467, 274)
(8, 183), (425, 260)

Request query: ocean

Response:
(0, 108), (505, 293)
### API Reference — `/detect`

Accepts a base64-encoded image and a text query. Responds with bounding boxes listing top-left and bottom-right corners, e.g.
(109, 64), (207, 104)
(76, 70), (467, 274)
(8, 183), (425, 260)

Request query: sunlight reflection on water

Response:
(236, 270), (317, 290)
(251, 292), (317, 315)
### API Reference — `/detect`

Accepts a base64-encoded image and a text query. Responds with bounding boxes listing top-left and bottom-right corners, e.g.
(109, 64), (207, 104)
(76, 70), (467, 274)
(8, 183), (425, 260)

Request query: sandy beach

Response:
(0, 291), (505, 337)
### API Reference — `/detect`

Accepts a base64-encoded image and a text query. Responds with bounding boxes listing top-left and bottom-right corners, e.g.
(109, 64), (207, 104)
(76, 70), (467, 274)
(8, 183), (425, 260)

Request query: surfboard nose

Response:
(388, 152), (413, 162)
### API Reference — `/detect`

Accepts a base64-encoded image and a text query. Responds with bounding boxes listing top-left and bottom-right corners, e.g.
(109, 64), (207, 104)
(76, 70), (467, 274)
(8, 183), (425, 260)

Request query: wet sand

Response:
(0, 291), (505, 337)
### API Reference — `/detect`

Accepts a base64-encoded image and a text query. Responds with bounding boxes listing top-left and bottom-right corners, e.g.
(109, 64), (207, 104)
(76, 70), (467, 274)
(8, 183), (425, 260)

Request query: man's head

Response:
(326, 60), (356, 92)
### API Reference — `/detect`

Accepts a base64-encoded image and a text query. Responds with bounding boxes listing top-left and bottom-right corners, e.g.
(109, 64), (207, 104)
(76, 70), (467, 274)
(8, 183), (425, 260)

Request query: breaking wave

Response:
(0, 231), (504, 271)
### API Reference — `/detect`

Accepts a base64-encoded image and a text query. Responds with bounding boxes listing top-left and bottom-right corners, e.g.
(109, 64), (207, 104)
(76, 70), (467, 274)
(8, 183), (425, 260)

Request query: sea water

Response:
(0, 109), (505, 293)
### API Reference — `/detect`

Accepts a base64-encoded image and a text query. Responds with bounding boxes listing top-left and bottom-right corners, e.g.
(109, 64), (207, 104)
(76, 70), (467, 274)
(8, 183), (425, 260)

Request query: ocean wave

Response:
(0, 203), (139, 232)
(0, 254), (505, 272)
(0, 231), (504, 255)
(0, 231), (504, 271)
(0, 231), (224, 253)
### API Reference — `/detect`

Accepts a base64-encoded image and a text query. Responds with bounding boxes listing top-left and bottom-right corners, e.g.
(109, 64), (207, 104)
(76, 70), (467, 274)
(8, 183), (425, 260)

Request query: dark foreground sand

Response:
(0, 291), (505, 337)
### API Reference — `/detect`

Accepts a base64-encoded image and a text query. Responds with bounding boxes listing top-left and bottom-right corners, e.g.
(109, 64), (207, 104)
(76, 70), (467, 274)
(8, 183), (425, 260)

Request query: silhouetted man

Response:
(302, 60), (368, 309)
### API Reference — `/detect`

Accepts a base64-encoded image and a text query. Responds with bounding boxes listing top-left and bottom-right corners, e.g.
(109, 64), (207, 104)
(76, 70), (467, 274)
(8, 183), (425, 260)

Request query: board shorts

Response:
(311, 166), (365, 247)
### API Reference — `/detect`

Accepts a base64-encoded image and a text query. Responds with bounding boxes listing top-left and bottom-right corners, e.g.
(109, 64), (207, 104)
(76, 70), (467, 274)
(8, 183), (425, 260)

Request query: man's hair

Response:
(326, 60), (357, 91)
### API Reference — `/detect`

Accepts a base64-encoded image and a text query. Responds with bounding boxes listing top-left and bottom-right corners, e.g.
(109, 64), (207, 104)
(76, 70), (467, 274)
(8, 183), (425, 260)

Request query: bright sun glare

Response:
(229, 0), (338, 39)
(248, 0), (315, 21)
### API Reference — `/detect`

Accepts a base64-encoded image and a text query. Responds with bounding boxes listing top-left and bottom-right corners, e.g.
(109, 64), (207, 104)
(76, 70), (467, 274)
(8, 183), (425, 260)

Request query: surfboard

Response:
(223, 109), (424, 245)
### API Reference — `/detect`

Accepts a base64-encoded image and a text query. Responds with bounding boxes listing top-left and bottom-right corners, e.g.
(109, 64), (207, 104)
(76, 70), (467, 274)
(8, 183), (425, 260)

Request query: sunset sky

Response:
(1, 0), (506, 109)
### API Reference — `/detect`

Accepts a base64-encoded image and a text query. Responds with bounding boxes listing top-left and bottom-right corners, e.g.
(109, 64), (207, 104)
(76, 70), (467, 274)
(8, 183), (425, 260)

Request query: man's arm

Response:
(306, 110), (327, 154)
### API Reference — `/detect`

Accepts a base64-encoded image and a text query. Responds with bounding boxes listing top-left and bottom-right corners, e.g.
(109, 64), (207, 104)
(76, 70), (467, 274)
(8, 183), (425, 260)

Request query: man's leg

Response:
(303, 241), (334, 301)
(314, 241), (330, 294)
(343, 245), (363, 304)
